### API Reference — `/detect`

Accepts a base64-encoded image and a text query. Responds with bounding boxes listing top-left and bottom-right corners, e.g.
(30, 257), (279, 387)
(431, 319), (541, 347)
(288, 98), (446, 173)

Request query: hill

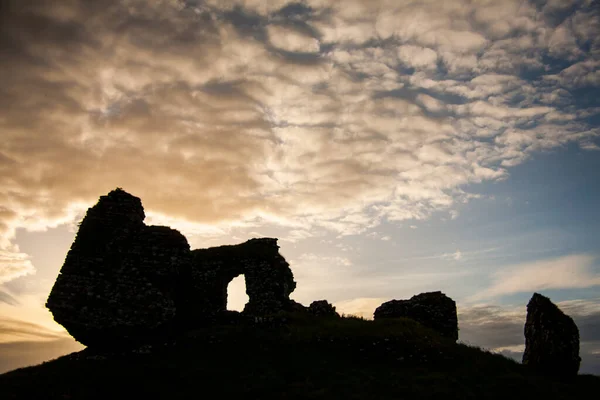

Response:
(1, 313), (598, 399)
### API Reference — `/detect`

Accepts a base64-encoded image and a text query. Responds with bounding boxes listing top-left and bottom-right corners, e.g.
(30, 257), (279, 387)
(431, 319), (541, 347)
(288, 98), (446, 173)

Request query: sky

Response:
(0, 0), (599, 374)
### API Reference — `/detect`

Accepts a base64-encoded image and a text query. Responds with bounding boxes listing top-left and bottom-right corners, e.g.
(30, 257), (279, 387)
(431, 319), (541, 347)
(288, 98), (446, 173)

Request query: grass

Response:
(1, 313), (598, 399)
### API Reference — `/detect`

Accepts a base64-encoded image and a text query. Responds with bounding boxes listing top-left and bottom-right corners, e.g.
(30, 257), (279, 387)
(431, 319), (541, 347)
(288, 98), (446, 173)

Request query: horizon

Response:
(1, 0), (599, 374)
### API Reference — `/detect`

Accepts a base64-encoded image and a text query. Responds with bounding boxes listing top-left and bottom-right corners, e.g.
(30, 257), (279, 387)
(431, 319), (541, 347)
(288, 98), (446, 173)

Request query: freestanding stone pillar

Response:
(522, 293), (580, 376)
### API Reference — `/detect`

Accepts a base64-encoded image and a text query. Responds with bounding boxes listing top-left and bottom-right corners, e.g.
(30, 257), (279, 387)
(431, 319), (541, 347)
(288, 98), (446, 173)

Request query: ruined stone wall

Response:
(308, 300), (339, 318)
(189, 238), (296, 317)
(374, 292), (458, 341)
(46, 189), (191, 347)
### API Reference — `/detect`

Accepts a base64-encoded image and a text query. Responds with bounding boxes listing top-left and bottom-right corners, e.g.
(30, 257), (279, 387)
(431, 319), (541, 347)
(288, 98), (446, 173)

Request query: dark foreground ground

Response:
(1, 314), (598, 399)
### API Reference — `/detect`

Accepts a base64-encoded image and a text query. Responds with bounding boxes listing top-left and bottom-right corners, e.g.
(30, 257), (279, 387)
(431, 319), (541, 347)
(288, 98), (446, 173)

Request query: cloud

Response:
(548, 21), (582, 60)
(0, 290), (85, 372)
(472, 254), (600, 300)
(0, 317), (70, 343)
(291, 252), (356, 301)
(0, 290), (19, 306)
(0, 249), (35, 285)
(451, 250), (462, 261)
(267, 24), (320, 53)
(548, 60), (600, 87)
(290, 249), (472, 305)
(458, 305), (525, 350)
(580, 140), (600, 151)
(397, 45), (438, 70)
(334, 297), (387, 319)
(0, 0), (599, 284)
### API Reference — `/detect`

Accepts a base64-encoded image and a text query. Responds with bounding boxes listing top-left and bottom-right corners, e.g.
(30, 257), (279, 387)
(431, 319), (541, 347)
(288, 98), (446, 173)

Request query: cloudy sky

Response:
(1, 0), (599, 374)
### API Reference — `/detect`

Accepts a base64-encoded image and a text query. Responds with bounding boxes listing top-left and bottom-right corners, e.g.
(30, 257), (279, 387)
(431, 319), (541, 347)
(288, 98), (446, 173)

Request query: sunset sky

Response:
(1, 0), (599, 374)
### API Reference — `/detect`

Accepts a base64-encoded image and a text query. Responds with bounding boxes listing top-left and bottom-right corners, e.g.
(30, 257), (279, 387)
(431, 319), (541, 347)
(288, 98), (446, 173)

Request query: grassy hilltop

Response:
(1, 313), (598, 400)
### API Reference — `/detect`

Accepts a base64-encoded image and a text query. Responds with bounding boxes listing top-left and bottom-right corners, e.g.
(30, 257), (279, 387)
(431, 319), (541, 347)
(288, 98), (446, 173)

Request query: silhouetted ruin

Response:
(188, 238), (296, 317)
(522, 293), (581, 376)
(46, 189), (190, 347)
(46, 188), (581, 378)
(308, 300), (339, 317)
(46, 189), (297, 347)
(373, 292), (458, 341)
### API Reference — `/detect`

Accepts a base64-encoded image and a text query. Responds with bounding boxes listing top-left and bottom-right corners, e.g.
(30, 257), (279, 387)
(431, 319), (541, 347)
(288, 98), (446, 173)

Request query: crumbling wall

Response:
(373, 292), (458, 341)
(308, 300), (339, 318)
(189, 238), (296, 317)
(46, 189), (191, 347)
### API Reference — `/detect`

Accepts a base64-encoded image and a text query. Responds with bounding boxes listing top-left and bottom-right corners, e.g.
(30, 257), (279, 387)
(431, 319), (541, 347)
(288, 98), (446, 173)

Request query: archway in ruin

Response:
(190, 237), (296, 316)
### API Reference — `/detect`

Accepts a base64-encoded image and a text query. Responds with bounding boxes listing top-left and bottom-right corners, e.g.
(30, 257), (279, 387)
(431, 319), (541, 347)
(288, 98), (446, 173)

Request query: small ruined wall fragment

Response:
(522, 293), (580, 376)
(46, 189), (191, 347)
(308, 300), (339, 317)
(373, 292), (458, 341)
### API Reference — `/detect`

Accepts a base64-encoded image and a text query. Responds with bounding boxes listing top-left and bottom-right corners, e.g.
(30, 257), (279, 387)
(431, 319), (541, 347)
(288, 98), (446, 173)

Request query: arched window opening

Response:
(227, 275), (249, 311)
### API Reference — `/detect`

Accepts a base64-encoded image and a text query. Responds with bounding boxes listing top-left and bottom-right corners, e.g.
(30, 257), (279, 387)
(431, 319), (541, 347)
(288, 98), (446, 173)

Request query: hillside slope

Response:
(1, 314), (598, 399)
